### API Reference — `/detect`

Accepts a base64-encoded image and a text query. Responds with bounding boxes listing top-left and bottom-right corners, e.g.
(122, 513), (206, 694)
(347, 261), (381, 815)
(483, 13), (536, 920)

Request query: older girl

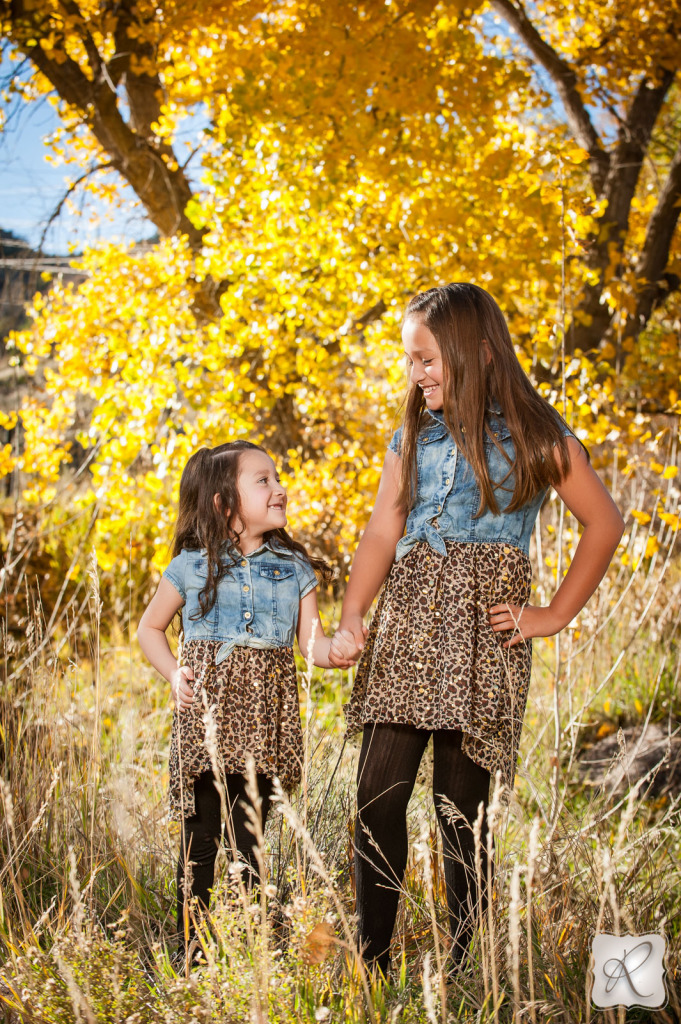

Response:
(332, 283), (624, 977)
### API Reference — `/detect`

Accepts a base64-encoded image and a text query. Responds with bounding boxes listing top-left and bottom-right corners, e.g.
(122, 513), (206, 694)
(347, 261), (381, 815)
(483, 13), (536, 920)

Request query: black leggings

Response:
(176, 770), (274, 944)
(355, 723), (492, 974)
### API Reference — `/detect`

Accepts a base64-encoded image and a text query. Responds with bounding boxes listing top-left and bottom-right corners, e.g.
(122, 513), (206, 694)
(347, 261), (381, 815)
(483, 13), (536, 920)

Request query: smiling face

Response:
(402, 316), (444, 410)
(231, 449), (287, 552)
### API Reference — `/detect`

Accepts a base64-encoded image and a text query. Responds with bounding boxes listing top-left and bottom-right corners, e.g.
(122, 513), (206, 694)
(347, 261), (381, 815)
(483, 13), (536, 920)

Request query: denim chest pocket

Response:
(256, 563), (298, 641)
(185, 560), (219, 631)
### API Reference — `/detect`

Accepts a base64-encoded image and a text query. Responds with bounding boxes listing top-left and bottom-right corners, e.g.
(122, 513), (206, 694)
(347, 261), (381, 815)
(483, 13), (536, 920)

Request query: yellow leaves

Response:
(539, 183), (563, 205)
(144, 471), (165, 492)
(96, 548), (118, 572)
(658, 512), (680, 530)
(631, 510), (651, 525)
(573, 310), (593, 327)
(662, 466), (678, 480)
(0, 444), (17, 479)
(564, 146), (589, 164)
(0, 411), (18, 430)
(644, 536), (659, 559)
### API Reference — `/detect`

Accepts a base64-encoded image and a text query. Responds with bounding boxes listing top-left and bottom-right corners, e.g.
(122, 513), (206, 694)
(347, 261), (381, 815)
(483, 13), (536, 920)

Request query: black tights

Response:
(176, 770), (274, 946)
(355, 724), (492, 975)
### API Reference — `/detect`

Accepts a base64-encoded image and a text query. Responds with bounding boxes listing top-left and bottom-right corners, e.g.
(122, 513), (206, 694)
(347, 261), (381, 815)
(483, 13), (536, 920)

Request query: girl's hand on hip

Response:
(487, 603), (561, 648)
(170, 665), (195, 710)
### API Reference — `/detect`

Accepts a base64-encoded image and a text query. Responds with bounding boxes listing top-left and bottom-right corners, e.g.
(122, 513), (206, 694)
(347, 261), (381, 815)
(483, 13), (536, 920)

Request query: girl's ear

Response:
(481, 338), (493, 366)
(213, 493), (229, 516)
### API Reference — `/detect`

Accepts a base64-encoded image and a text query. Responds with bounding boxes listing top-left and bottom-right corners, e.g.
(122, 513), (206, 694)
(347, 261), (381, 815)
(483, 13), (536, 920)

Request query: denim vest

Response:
(162, 540), (318, 664)
(389, 405), (577, 561)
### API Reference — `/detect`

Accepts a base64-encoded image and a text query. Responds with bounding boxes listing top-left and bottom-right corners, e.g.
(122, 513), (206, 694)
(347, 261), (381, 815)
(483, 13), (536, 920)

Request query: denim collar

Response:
(236, 538), (280, 559)
(214, 538), (280, 560)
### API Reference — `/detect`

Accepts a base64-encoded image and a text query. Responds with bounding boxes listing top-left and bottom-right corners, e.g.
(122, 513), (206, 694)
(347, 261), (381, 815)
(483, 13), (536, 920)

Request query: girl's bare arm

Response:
(297, 588), (355, 669)
(489, 437), (625, 647)
(336, 449), (408, 652)
(137, 578), (195, 707)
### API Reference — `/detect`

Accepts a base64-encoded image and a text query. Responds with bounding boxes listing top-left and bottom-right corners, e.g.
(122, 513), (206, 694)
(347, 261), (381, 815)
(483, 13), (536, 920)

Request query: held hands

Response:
(487, 603), (562, 649)
(329, 617), (369, 668)
(170, 664), (195, 710)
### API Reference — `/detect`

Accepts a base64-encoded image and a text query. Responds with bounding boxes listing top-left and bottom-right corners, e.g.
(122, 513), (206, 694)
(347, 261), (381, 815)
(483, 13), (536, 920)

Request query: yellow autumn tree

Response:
(1, 0), (680, 588)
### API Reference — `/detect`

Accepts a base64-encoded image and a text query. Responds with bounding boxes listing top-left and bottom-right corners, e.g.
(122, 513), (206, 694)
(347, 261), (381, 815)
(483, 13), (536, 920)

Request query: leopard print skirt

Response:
(344, 540), (533, 799)
(168, 641), (303, 820)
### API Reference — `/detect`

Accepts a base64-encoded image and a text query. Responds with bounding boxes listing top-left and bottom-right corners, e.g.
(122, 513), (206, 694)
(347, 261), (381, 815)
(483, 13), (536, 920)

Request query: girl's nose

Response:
(410, 361), (423, 385)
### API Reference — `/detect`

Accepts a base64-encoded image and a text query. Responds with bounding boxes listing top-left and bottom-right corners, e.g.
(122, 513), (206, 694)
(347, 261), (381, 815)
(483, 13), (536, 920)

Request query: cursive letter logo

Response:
(592, 933), (667, 1009)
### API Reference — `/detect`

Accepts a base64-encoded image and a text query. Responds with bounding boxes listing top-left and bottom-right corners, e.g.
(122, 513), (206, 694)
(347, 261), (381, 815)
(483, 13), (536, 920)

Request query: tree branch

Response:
(38, 161), (114, 252)
(8, 0), (204, 249)
(620, 138), (681, 337)
(111, 0), (165, 139)
(601, 68), (675, 232)
(491, 0), (609, 195)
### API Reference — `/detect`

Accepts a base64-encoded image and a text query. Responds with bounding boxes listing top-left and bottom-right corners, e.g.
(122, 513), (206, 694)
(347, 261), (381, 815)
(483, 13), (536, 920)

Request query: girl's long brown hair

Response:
(395, 283), (590, 516)
(173, 440), (334, 618)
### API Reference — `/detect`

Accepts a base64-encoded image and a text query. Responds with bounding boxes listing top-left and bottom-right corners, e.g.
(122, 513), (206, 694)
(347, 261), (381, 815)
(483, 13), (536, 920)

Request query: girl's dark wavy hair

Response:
(172, 440), (334, 618)
(396, 282), (590, 516)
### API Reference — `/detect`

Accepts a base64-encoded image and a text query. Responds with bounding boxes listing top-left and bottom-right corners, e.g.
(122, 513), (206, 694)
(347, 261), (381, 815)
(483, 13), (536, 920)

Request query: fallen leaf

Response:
(303, 922), (337, 964)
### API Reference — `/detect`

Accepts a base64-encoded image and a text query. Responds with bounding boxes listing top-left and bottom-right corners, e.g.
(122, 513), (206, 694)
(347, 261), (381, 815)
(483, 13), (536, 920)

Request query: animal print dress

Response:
(168, 641), (303, 820)
(344, 539), (533, 798)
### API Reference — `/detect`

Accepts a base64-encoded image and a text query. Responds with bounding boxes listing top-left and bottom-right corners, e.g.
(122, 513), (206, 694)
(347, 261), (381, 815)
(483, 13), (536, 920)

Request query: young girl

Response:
(138, 440), (351, 960)
(331, 283), (625, 978)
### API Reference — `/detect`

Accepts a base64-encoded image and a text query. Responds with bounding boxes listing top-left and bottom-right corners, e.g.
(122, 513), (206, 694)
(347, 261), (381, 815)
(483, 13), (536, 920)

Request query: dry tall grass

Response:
(1, 438), (680, 1022)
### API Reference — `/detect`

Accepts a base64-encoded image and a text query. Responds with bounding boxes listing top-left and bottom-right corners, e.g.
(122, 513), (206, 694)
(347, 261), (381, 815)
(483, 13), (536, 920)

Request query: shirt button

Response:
(244, 612), (251, 619)
(274, 570), (280, 576)
(450, 448), (455, 455)
(437, 505), (442, 513)
(243, 585), (250, 592)
(240, 559), (248, 567)
(445, 478), (450, 485)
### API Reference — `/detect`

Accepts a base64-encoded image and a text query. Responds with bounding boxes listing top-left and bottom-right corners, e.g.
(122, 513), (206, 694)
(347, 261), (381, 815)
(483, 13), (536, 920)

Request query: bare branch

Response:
(38, 161), (114, 253)
(491, 0), (609, 194)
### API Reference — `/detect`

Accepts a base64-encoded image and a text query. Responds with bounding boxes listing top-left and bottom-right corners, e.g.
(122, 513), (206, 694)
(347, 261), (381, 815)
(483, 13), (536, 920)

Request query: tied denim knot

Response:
(395, 520), (449, 561)
(215, 635), (281, 665)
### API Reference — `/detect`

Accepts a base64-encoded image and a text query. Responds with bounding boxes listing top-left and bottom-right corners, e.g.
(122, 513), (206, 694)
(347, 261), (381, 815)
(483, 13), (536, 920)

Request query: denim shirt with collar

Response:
(162, 539), (318, 664)
(388, 403), (577, 562)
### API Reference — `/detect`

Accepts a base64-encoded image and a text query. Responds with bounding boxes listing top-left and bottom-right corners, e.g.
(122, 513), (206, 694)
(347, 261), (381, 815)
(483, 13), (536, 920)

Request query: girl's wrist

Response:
(339, 610), (364, 628)
(544, 602), (569, 635)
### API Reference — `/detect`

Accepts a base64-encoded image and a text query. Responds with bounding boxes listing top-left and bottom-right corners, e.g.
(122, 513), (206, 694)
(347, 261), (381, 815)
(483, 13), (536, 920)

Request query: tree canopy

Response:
(1, 0), (680, 582)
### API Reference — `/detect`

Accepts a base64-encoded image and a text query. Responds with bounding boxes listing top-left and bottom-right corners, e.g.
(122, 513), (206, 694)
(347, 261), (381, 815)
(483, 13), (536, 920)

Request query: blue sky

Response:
(0, 53), (164, 253)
